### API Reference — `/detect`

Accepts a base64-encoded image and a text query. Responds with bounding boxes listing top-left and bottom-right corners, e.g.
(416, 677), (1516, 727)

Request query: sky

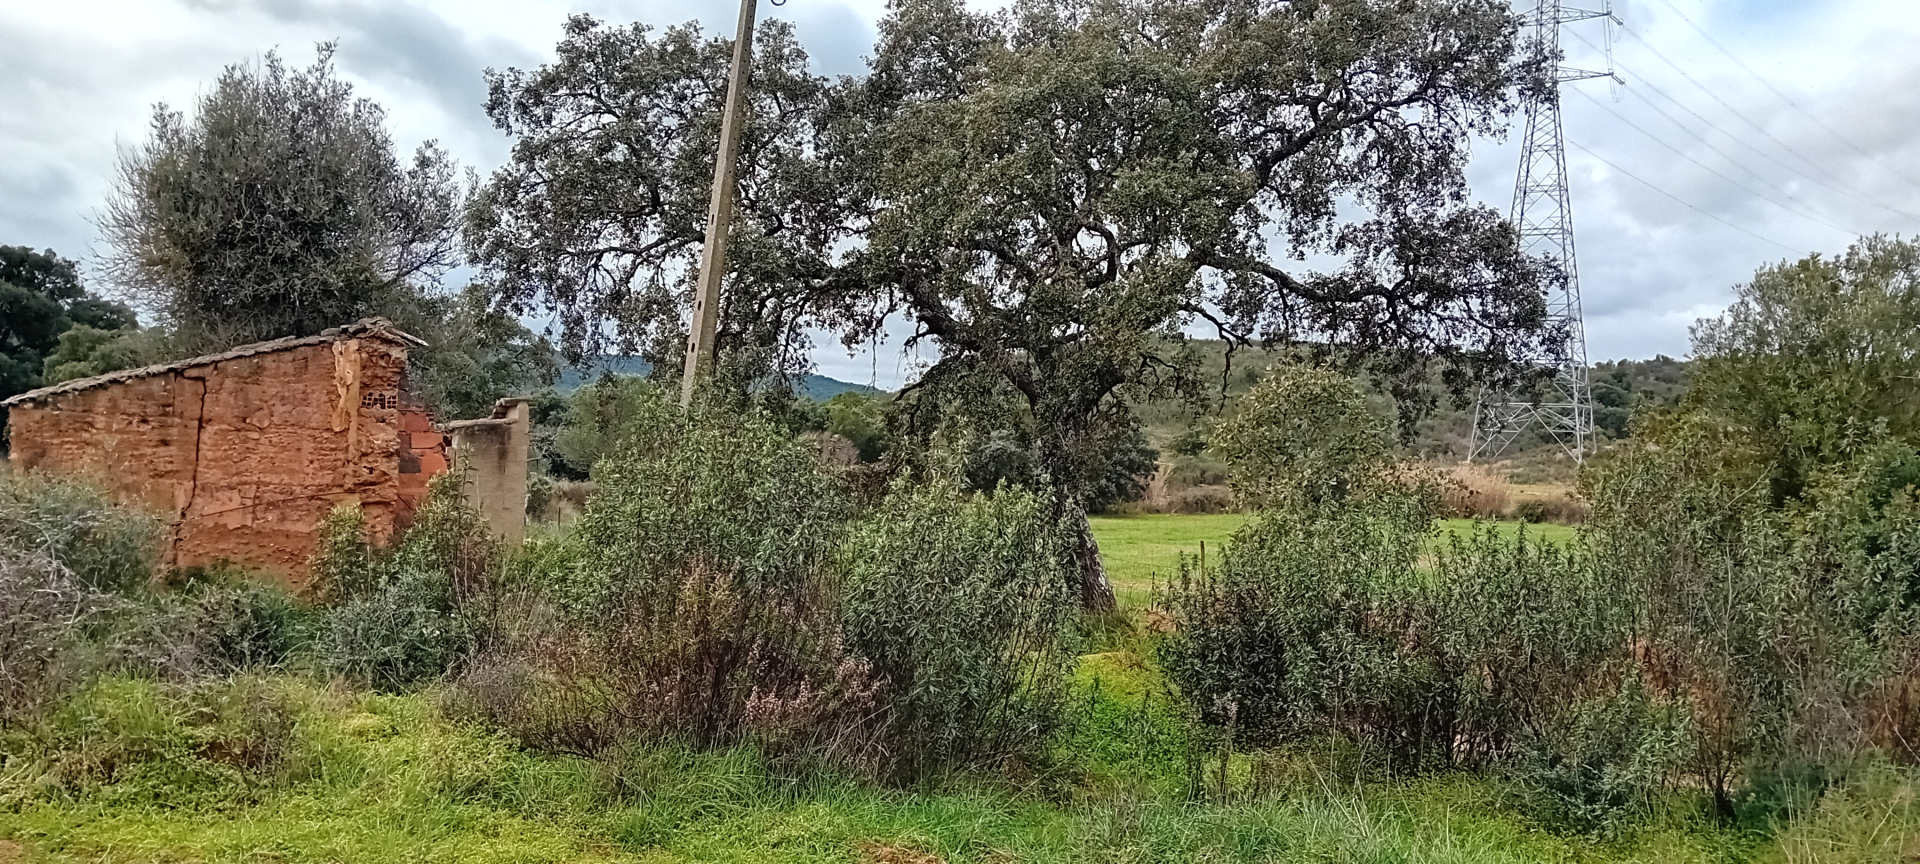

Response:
(3, 0), (1918, 389)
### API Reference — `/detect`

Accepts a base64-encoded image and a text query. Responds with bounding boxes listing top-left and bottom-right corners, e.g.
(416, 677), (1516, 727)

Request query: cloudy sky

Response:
(3, 0), (1917, 387)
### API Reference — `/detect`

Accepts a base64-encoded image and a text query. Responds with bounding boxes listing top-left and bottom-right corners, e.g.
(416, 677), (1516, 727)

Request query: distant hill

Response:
(553, 357), (883, 401)
(1126, 340), (1695, 459)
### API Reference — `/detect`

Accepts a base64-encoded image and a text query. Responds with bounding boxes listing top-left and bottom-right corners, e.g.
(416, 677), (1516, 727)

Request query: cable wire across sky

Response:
(1546, 3), (1920, 265)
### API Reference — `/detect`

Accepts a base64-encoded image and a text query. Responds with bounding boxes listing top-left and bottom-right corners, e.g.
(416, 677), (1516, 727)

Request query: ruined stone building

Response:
(1, 319), (469, 589)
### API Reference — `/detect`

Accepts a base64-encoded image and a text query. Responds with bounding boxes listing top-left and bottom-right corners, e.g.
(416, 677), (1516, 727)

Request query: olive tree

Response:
(102, 45), (462, 348)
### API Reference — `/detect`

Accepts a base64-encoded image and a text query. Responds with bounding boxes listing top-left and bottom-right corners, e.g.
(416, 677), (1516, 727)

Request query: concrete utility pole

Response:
(680, 0), (759, 407)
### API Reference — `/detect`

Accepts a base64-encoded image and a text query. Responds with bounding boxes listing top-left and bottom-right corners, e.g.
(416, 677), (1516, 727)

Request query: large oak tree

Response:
(470, 0), (1560, 608)
(466, 15), (852, 382)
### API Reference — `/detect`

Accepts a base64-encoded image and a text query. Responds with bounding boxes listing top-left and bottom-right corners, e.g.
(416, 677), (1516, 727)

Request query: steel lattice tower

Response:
(1469, 0), (1617, 463)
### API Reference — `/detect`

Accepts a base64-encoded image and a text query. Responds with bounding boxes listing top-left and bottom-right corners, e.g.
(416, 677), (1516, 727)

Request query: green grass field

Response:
(0, 673), (1820, 864)
(5, 672), (1909, 863)
(1090, 514), (1577, 600)
(6, 512), (1914, 863)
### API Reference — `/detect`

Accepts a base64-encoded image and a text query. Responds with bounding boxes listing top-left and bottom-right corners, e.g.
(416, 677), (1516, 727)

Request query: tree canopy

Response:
(856, 0), (1553, 493)
(102, 45), (463, 349)
(466, 14), (847, 381)
(1688, 235), (1920, 503)
(0, 246), (137, 404)
(467, 0), (1561, 607)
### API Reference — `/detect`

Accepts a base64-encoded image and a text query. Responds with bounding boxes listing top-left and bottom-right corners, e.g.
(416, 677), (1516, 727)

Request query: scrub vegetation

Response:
(5, 0), (1920, 859)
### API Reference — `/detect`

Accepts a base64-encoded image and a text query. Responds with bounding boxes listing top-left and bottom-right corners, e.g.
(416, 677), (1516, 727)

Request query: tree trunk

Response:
(1069, 501), (1118, 613)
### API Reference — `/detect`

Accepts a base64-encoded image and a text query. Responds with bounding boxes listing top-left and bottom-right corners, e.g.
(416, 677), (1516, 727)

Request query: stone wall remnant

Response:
(444, 398), (531, 546)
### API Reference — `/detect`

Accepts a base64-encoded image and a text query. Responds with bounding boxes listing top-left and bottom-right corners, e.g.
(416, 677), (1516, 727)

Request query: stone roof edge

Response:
(1, 318), (427, 408)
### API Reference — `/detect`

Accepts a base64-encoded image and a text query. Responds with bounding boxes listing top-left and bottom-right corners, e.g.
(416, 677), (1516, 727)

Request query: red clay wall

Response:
(5, 336), (444, 590)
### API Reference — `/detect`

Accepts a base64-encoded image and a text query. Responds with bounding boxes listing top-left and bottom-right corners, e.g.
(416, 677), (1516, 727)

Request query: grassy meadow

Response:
(5, 507), (1917, 863)
(4, 663), (1912, 863)
(1089, 514), (1578, 600)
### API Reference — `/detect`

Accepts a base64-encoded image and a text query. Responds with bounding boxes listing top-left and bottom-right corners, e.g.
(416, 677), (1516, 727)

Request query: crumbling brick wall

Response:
(3, 322), (445, 590)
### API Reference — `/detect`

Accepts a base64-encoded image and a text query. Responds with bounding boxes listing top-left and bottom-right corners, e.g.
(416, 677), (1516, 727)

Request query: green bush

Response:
(0, 472), (160, 729)
(312, 475), (498, 690)
(462, 405), (1088, 783)
(1208, 362), (1392, 509)
(1581, 415), (1920, 816)
(458, 402), (856, 757)
(0, 471), (161, 593)
(841, 478), (1078, 779)
(561, 398), (849, 618)
(551, 374), (672, 478)
(1512, 680), (1693, 837)
(1156, 484), (1442, 764)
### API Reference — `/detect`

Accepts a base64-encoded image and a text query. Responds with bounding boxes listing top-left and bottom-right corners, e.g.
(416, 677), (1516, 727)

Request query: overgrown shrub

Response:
(0, 550), (115, 730)
(312, 474), (498, 690)
(1156, 483), (1443, 764)
(1167, 410), (1920, 823)
(1511, 681), (1693, 836)
(1582, 416), (1920, 815)
(460, 405), (1086, 783)
(118, 571), (316, 678)
(0, 470), (161, 592)
(841, 478), (1078, 779)
(556, 400), (848, 618)
(1425, 523), (1630, 767)
(0, 472), (162, 728)
(456, 403), (857, 758)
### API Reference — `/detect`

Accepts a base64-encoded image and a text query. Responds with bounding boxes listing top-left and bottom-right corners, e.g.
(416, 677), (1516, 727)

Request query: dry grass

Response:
(1509, 484), (1590, 525)
(1129, 462), (1237, 515)
(1434, 464), (1589, 525)
(1439, 462), (1512, 520)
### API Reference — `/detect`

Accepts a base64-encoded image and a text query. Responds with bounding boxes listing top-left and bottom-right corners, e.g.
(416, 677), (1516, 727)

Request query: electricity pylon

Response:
(1469, 0), (1619, 463)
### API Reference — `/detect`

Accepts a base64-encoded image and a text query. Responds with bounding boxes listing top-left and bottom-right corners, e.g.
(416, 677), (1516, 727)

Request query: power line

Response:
(1614, 24), (1870, 198)
(1565, 137), (1803, 255)
(1567, 88), (1857, 236)
(1565, 29), (1920, 224)
(1648, 0), (1920, 193)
